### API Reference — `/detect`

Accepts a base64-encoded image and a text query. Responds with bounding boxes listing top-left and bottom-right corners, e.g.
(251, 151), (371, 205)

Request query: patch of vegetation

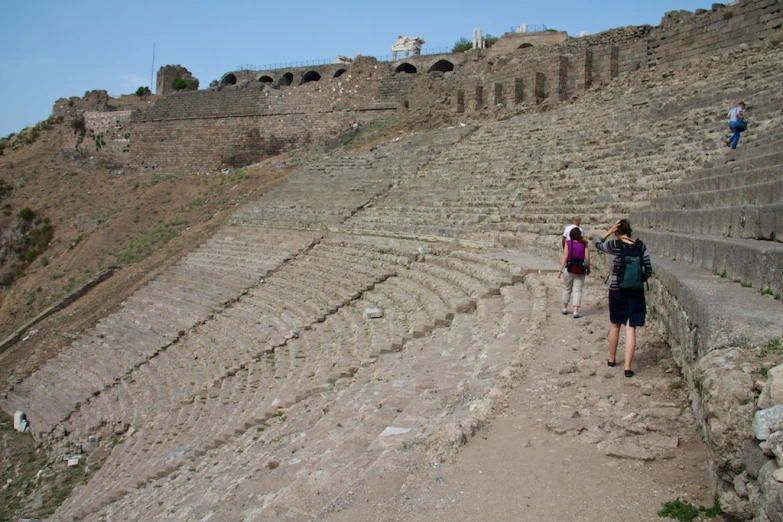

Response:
(0, 209), (54, 286)
(658, 497), (722, 521)
(135, 86), (152, 97)
(147, 174), (178, 187)
(172, 78), (188, 90)
(760, 338), (783, 358)
(452, 37), (472, 53)
(94, 134), (106, 150)
(110, 218), (189, 265)
(70, 116), (86, 135)
(761, 287), (775, 296)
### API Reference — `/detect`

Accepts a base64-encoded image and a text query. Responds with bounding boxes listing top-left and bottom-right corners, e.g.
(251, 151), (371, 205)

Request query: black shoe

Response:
(607, 360), (616, 367)
(624, 370), (634, 378)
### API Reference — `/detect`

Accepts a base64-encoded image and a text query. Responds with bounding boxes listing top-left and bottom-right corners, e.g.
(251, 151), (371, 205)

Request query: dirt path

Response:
(380, 273), (719, 521)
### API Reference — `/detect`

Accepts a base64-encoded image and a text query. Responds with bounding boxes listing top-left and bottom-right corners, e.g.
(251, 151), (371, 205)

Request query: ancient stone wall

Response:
(415, 0), (782, 116)
(77, 0), (782, 172)
(82, 111), (133, 163)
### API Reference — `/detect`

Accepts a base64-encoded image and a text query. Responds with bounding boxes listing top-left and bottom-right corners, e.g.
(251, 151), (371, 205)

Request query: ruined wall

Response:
(126, 58), (393, 172)
(415, 0), (782, 116)
(156, 65), (198, 96)
(78, 0), (782, 172)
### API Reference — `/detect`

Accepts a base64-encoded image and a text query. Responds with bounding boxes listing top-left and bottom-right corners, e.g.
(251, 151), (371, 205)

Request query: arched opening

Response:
(278, 72), (294, 87)
(518, 43), (534, 49)
(221, 73), (237, 86)
(333, 68), (347, 78)
(428, 60), (454, 73)
(258, 75), (273, 84)
(395, 63), (418, 74)
(300, 71), (321, 84)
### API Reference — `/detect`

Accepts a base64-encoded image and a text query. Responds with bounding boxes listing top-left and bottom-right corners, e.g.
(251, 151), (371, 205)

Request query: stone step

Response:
(650, 178), (783, 211)
(633, 203), (783, 242)
(637, 228), (783, 296)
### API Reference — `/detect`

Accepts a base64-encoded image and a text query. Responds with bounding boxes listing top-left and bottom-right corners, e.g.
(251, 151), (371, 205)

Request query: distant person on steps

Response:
(726, 101), (747, 149)
(594, 219), (653, 378)
(561, 216), (582, 248)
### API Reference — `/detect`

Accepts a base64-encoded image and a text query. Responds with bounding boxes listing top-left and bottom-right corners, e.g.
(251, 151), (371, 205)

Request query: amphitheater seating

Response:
(1, 227), (320, 434)
(53, 247), (528, 520)
(7, 37), (783, 522)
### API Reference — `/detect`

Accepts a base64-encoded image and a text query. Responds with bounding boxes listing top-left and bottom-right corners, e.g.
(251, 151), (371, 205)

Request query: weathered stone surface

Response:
(753, 406), (783, 441)
(745, 439), (773, 479)
(695, 348), (757, 474)
(753, 461), (783, 522)
(599, 441), (655, 461)
(759, 365), (783, 410)
(769, 431), (783, 467)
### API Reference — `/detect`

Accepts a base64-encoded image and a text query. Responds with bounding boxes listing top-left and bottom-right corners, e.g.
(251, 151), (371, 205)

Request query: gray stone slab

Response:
(650, 255), (783, 354)
(640, 228), (783, 296)
(485, 250), (559, 273)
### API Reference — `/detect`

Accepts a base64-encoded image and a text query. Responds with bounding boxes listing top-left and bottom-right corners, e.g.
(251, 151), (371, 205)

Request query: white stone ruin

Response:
(473, 28), (485, 50)
(334, 55), (353, 64)
(392, 35), (424, 61)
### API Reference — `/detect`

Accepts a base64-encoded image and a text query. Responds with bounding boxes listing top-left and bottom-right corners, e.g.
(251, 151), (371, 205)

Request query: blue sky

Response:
(0, 0), (709, 138)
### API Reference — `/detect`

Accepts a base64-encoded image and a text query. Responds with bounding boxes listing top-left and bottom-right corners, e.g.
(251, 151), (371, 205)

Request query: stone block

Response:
(759, 365), (783, 410)
(744, 439), (772, 479)
(753, 405), (783, 441)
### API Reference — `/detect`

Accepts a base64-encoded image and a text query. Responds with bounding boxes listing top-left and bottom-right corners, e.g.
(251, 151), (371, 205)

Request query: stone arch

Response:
(395, 62), (418, 74)
(300, 71), (322, 84)
(518, 43), (534, 49)
(428, 60), (454, 73)
(221, 73), (238, 86)
(333, 68), (347, 78)
(258, 75), (274, 84)
(278, 72), (294, 87)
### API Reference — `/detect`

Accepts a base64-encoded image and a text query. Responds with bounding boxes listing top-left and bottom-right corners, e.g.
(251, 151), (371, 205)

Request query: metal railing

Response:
(235, 47), (456, 72)
(509, 24), (549, 33)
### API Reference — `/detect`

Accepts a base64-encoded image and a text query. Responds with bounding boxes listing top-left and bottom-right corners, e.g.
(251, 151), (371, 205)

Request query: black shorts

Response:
(609, 289), (646, 327)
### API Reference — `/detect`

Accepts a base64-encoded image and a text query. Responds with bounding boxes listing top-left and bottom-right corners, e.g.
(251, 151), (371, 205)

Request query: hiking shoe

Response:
(560, 308), (568, 315)
(624, 370), (634, 378)
(573, 313), (581, 319)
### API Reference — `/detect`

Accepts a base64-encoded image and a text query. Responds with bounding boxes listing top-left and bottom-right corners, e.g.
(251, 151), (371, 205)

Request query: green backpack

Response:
(618, 241), (645, 290)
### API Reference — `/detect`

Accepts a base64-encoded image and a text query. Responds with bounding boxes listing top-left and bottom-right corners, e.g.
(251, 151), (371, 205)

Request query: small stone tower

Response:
(156, 65), (199, 96)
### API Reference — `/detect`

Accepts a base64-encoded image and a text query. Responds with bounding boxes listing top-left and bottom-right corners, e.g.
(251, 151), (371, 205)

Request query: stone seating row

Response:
(1, 229), (322, 434)
(57, 267), (534, 521)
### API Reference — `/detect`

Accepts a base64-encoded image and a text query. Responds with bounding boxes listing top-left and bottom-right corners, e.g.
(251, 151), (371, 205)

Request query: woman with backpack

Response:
(557, 227), (590, 319)
(594, 219), (653, 377)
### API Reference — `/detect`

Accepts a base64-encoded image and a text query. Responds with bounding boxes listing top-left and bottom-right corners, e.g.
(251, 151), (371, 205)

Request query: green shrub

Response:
(452, 37), (472, 53)
(484, 34), (498, 48)
(70, 117), (86, 135)
(17, 207), (35, 222)
(658, 497), (722, 521)
(135, 86), (152, 97)
(172, 78), (187, 90)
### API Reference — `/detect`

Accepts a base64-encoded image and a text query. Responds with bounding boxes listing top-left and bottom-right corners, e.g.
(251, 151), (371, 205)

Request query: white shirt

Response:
(563, 224), (583, 239)
(728, 106), (744, 122)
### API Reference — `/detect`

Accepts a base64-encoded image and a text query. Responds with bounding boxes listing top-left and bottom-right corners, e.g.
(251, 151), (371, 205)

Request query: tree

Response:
(135, 86), (152, 97)
(452, 37), (472, 53)
(172, 78), (187, 90)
